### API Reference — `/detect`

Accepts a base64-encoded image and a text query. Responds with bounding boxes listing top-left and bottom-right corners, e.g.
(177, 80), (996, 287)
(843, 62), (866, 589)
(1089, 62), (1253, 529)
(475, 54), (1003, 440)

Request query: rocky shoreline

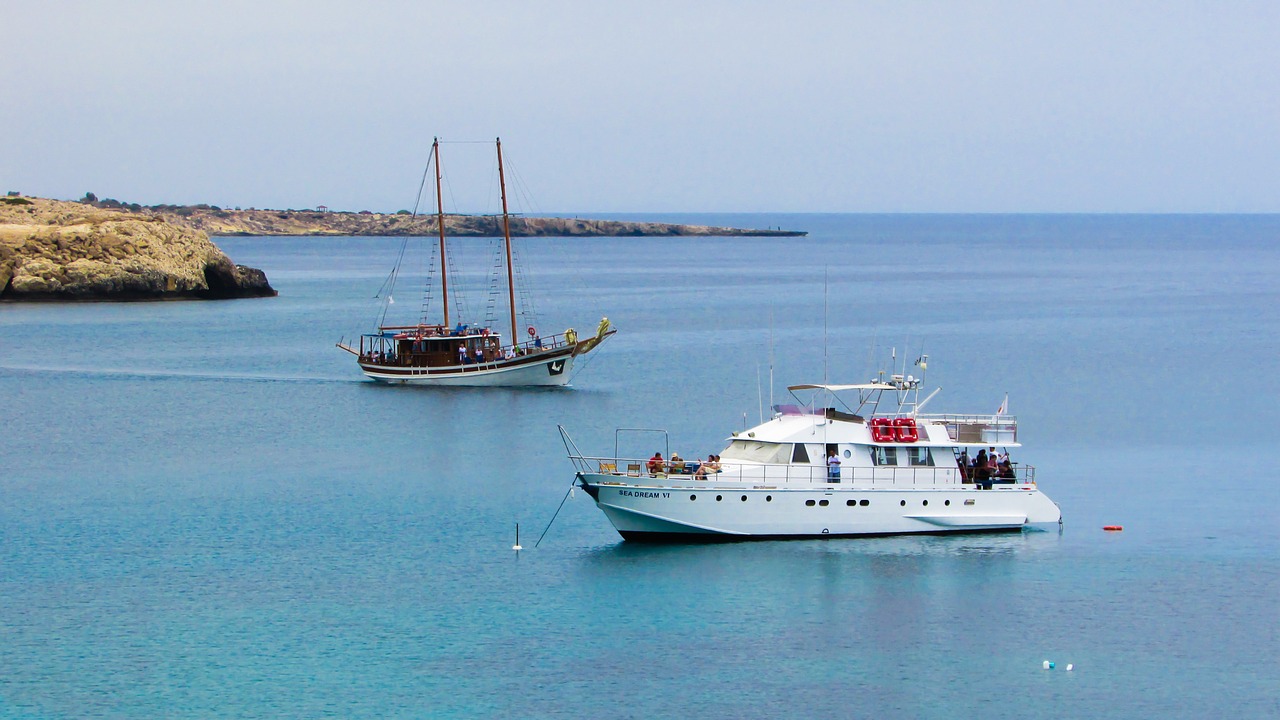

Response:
(153, 206), (807, 238)
(1, 196), (276, 302)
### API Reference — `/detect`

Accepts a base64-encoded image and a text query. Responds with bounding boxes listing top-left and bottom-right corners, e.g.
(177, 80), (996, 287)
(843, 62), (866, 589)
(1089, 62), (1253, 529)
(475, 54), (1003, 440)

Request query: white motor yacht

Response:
(563, 372), (1060, 542)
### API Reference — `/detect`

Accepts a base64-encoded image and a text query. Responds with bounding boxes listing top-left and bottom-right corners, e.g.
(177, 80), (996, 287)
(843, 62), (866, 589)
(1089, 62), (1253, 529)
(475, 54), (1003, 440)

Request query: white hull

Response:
(579, 475), (1061, 541)
(360, 352), (574, 387)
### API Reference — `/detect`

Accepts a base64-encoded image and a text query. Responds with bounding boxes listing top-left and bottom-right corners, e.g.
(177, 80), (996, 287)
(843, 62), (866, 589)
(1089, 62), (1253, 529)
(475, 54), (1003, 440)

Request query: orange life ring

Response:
(870, 417), (895, 443)
(893, 417), (919, 443)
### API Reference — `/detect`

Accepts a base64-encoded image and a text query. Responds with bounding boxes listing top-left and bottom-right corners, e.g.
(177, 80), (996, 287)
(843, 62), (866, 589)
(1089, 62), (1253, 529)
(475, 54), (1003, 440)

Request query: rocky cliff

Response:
(0, 197), (276, 301)
(153, 207), (806, 238)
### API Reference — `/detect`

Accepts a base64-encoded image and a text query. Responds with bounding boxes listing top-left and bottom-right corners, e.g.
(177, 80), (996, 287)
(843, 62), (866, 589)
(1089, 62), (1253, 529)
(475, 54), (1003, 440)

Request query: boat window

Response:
(871, 447), (899, 466)
(722, 440), (791, 464)
(907, 448), (934, 467)
(792, 444), (810, 463)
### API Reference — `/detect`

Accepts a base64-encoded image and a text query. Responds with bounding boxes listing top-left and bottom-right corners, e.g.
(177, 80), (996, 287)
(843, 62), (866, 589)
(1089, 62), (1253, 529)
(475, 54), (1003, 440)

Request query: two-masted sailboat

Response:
(337, 138), (614, 387)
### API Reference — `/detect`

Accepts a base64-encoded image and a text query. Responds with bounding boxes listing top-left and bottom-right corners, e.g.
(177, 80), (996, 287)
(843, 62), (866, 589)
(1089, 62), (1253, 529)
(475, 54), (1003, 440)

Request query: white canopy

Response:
(787, 383), (896, 392)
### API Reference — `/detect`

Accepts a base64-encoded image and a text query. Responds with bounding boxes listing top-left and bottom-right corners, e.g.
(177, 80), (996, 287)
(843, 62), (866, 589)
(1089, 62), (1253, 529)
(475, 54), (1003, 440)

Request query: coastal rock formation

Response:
(0, 197), (276, 301)
(155, 207), (806, 238)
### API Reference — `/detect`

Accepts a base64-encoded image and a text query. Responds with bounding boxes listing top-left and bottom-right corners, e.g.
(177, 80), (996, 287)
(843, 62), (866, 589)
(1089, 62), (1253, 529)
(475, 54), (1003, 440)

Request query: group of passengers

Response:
(957, 447), (1017, 484)
(455, 343), (524, 365)
(645, 451), (722, 478)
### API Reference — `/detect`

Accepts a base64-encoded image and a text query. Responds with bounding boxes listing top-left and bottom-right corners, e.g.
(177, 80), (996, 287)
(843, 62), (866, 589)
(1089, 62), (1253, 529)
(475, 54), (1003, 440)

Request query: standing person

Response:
(827, 448), (842, 483)
(457, 344), (467, 365)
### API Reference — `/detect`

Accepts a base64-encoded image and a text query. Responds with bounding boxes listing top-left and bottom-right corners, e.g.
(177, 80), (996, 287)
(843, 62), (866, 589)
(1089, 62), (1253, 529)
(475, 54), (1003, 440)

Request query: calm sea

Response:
(2, 214), (1278, 718)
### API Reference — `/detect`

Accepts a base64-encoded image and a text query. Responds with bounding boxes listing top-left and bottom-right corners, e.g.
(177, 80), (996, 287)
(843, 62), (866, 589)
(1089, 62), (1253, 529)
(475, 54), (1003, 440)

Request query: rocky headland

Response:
(0, 196), (276, 301)
(150, 206), (807, 238)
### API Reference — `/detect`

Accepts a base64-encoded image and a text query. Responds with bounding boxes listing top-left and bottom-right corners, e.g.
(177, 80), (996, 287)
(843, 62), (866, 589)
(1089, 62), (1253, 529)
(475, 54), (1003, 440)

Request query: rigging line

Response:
(410, 148), (435, 219)
(376, 233), (413, 328)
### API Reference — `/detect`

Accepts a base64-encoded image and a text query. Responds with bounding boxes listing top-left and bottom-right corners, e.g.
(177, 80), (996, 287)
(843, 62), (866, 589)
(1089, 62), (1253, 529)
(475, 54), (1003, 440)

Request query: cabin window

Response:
(792, 444), (810, 463)
(722, 440), (791, 464)
(907, 448), (934, 467)
(871, 447), (899, 466)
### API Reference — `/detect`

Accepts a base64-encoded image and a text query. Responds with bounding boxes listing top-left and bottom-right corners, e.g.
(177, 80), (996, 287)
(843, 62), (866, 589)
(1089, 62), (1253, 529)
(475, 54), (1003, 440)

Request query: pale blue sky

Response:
(2, 1), (1277, 212)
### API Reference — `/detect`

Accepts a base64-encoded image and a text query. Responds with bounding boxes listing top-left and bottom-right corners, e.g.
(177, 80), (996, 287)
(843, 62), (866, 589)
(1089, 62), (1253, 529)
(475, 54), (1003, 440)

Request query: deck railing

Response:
(570, 455), (1036, 488)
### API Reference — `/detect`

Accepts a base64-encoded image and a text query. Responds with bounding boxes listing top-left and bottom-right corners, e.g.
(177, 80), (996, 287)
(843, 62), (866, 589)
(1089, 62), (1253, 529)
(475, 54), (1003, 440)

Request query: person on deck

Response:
(973, 449), (992, 484)
(694, 454), (715, 479)
(647, 452), (664, 475)
(827, 448), (842, 482)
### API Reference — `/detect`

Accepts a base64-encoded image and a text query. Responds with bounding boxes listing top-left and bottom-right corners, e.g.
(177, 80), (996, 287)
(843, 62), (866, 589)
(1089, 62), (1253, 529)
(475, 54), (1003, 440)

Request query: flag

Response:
(388, 294), (395, 305)
(996, 393), (1008, 416)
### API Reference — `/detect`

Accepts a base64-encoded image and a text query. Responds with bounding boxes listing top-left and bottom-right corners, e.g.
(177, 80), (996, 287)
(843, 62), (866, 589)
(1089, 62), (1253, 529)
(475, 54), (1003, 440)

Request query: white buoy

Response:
(513, 523), (522, 551)
(1066, 664), (1074, 671)
(1043, 660), (1054, 670)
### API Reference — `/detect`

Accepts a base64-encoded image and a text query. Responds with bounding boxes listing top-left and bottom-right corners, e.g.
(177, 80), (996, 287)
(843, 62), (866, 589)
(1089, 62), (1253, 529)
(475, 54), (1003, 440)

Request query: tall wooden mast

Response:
(433, 137), (450, 328)
(496, 138), (518, 343)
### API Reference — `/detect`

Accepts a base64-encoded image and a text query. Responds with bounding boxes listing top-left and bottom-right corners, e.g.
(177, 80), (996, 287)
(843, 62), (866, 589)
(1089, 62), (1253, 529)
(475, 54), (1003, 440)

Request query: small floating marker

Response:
(1066, 664), (1074, 671)
(1042, 660), (1054, 670)
(513, 523), (523, 552)
(1103, 525), (1123, 532)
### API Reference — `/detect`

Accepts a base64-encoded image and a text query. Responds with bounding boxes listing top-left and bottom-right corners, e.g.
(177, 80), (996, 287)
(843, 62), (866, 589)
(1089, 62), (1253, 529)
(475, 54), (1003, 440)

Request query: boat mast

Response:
(496, 137), (517, 343)
(433, 137), (450, 328)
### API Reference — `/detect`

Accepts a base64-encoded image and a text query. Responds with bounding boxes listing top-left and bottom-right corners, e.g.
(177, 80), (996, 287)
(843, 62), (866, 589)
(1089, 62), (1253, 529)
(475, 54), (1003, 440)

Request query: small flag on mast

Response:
(996, 393), (1009, 416)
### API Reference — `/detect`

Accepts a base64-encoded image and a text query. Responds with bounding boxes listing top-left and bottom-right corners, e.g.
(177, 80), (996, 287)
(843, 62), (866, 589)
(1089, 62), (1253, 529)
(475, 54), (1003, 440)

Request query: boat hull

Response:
(578, 474), (1061, 543)
(359, 348), (575, 387)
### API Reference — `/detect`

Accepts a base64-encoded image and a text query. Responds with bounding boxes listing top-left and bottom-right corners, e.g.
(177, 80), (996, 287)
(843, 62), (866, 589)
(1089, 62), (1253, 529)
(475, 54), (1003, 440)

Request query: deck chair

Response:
(598, 462), (617, 474)
(626, 463), (642, 477)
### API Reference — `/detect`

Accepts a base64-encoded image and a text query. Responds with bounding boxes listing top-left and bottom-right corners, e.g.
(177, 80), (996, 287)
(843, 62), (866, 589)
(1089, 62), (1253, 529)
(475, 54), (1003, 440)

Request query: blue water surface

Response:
(2, 214), (1279, 718)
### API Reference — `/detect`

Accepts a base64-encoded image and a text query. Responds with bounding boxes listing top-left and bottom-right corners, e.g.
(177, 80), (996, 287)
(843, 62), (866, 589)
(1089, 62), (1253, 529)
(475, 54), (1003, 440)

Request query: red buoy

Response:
(1103, 525), (1123, 532)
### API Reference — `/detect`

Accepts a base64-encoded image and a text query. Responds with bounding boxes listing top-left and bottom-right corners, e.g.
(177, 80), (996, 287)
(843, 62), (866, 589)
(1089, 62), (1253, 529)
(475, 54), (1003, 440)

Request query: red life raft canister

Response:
(893, 417), (920, 443)
(870, 417), (896, 443)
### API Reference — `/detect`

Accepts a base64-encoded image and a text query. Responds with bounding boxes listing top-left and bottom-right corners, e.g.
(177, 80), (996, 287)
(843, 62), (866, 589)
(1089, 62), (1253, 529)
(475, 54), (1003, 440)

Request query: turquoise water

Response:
(2, 215), (1279, 718)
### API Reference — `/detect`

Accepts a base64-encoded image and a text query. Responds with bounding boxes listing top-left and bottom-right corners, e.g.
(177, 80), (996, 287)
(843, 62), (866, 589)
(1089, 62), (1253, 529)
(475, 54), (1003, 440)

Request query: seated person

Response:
(646, 452), (664, 475)
(998, 459), (1016, 480)
(669, 453), (685, 473)
(694, 454), (715, 479)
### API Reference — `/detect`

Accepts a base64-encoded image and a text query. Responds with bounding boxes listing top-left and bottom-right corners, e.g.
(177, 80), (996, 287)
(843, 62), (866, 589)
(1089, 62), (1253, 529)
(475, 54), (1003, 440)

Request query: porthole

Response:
(740, 495), (748, 502)
(923, 500), (929, 507)
(846, 499), (856, 507)
(819, 499), (830, 507)
(842, 449), (852, 458)
(716, 495), (723, 502)
(945, 499), (951, 506)
(860, 499), (869, 507)
(900, 500), (906, 507)
(766, 495), (773, 502)
(690, 494), (696, 501)
(805, 499), (816, 507)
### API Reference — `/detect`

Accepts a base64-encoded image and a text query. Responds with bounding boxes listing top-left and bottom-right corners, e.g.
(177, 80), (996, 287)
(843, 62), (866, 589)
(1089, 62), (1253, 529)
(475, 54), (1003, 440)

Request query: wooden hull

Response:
(358, 346), (575, 387)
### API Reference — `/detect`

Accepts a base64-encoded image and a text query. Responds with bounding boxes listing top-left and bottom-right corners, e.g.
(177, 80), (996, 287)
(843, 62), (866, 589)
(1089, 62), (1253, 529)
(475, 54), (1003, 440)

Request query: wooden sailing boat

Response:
(337, 137), (614, 386)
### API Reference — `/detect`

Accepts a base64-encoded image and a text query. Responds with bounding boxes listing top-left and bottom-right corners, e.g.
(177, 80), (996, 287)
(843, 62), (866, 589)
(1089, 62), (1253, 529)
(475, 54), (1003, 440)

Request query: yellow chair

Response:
(599, 462), (617, 474)
(626, 463), (642, 477)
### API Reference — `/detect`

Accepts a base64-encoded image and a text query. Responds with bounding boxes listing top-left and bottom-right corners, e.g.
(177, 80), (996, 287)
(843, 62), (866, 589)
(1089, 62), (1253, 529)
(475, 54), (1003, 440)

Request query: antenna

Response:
(764, 307), (775, 418)
(756, 364), (764, 424)
(823, 267), (829, 386)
